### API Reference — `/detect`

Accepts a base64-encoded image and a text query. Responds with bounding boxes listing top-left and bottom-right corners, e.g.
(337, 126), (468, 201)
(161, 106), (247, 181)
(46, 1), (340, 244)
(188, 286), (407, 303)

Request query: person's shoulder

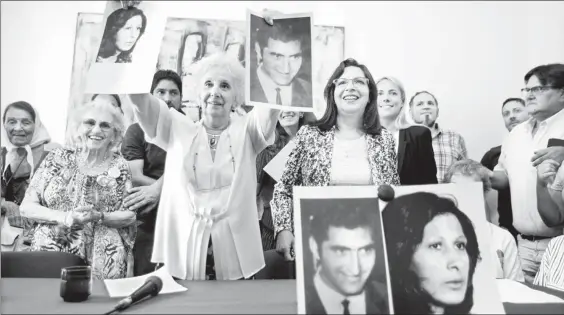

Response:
(112, 153), (131, 171)
(405, 125), (432, 138)
(297, 124), (322, 137)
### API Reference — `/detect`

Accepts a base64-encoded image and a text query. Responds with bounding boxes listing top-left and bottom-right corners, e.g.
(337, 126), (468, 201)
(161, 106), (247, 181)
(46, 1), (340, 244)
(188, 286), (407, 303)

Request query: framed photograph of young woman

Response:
(85, 1), (167, 94)
(380, 183), (505, 314)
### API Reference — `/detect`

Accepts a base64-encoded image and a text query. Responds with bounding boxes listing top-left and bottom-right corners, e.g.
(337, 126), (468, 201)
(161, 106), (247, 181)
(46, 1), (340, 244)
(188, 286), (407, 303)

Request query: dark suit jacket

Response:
(250, 69), (313, 108)
(397, 126), (438, 185)
(305, 279), (389, 314)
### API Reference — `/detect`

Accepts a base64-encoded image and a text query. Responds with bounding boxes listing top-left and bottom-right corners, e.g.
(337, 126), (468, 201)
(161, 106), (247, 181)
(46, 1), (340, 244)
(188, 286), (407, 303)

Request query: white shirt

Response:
(256, 66), (292, 106)
(314, 271), (366, 314)
(495, 109), (564, 236)
(488, 223), (525, 282)
(330, 136), (372, 185)
(131, 95), (274, 280)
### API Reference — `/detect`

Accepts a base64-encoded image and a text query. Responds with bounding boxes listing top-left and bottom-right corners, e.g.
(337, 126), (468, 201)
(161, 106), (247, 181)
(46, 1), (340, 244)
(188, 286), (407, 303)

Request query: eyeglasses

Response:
(332, 77), (370, 89)
(520, 86), (560, 97)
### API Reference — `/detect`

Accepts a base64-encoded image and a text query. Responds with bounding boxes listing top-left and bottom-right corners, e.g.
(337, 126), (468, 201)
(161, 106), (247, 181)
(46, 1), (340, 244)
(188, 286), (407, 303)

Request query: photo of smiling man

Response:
(247, 11), (313, 111)
(297, 196), (390, 315)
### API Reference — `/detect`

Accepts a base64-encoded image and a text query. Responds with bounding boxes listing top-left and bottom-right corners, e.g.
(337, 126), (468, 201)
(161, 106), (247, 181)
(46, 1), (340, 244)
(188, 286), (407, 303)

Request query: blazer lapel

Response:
(397, 129), (407, 175)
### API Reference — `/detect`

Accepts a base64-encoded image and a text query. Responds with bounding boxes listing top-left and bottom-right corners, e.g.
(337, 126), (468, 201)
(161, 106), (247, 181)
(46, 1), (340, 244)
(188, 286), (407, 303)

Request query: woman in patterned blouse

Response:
(20, 101), (136, 279)
(271, 58), (401, 261)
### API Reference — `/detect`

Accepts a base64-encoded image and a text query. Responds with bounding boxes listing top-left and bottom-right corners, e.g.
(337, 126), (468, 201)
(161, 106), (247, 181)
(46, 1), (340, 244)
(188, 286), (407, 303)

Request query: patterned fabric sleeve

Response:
(270, 126), (308, 236)
(457, 133), (468, 160)
(24, 149), (61, 206)
(379, 130), (401, 186)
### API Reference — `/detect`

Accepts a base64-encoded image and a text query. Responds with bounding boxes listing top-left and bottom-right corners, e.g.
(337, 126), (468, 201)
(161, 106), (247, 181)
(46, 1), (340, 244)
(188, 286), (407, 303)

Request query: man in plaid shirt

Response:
(409, 91), (468, 183)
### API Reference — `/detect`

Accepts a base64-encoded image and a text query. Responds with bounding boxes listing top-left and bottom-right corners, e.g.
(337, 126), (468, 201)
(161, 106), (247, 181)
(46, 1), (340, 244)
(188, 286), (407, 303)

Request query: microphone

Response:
(378, 184), (395, 202)
(104, 276), (163, 314)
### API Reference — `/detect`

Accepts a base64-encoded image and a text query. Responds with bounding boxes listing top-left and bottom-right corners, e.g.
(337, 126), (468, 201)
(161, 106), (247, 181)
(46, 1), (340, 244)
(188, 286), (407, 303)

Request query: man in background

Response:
(251, 18), (312, 108)
(305, 203), (389, 314)
(409, 91), (468, 183)
(490, 63), (564, 283)
(481, 98), (530, 240)
(121, 69), (184, 276)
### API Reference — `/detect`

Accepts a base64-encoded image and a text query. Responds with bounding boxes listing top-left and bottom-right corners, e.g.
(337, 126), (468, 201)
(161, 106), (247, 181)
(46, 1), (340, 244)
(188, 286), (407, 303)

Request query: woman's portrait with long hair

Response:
(382, 192), (482, 314)
(96, 7), (147, 64)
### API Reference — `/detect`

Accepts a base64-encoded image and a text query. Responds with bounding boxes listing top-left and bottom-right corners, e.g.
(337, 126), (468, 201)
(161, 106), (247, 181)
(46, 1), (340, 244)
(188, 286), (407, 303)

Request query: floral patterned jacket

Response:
(271, 125), (400, 235)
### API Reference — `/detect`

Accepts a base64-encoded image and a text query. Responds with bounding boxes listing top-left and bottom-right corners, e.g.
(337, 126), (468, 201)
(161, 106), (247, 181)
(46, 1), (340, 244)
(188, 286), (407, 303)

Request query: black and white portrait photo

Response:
(85, 1), (167, 94)
(294, 186), (392, 314)
(246, 11), (314, 111)
(96, 5), (147, 64)
(380, 183), (505, 314)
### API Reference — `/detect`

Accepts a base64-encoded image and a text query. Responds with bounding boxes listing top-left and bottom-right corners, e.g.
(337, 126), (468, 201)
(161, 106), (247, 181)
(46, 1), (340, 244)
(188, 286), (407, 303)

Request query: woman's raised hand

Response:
(262, 9), (285, 26)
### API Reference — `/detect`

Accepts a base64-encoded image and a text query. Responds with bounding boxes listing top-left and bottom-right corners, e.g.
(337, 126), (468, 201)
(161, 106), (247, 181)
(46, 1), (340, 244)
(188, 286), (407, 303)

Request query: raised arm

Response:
(247, 106), (280, 154)
(128, 93), (175, 151)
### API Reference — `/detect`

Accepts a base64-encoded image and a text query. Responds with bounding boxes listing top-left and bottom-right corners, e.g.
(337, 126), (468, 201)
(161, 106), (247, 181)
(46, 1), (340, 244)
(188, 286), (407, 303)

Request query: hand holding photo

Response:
(85, 1), (167, 94)
(246, 10), (314, 112)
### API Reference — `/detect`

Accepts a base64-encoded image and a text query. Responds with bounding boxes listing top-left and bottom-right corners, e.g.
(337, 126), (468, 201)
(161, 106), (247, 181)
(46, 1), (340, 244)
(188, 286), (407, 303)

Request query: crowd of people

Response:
(1, 8), (564, 315)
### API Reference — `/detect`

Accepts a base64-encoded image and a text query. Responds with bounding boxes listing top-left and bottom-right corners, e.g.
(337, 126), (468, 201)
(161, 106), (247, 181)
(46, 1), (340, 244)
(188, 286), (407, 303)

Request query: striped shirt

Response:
(431, 124), (468, 183)
(534, 235), (564, 291)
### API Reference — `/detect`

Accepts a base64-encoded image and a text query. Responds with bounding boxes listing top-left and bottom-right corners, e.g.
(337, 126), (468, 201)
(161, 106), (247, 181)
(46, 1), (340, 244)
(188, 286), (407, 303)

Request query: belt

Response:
(520, 234), (553, 242)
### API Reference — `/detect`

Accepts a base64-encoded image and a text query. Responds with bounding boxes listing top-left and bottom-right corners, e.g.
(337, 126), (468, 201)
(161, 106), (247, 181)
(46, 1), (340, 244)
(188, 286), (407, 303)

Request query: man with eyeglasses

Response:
(490, 63), (564, 284)
(481, 98), (530, 241)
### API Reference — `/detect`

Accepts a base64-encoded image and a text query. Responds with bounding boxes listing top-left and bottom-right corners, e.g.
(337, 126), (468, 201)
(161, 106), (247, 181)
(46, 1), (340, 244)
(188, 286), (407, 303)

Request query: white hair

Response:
(66, 101), (125, 152)
(190, 52), (245, 109)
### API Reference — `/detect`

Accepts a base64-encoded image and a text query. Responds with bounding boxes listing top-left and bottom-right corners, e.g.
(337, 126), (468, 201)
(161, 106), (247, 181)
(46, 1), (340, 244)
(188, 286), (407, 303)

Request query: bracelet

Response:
(98, 212), (105, 224)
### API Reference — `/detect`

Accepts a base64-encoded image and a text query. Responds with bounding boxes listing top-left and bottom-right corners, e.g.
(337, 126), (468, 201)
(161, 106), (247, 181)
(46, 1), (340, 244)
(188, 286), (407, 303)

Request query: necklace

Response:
(206, 132), (221, 151)
(77, 152), (110, 168)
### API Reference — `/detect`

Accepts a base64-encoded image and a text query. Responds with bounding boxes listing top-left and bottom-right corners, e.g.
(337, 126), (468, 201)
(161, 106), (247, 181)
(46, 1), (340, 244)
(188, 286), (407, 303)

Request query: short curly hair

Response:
(190, 52), (245, 110)
(67, 101), (125, 152)
(444, 159), (492, 192)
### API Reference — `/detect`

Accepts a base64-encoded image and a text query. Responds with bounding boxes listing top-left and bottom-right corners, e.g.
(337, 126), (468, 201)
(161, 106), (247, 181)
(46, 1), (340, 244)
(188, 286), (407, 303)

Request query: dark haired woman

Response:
(96, 7), (147, 63)
(382, 192), (481, 314)
(271, 58), (400, 261)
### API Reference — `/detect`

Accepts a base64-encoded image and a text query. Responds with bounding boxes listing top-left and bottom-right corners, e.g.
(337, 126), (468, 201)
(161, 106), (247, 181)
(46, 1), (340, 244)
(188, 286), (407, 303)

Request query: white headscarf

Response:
(1, 104), (52, 177)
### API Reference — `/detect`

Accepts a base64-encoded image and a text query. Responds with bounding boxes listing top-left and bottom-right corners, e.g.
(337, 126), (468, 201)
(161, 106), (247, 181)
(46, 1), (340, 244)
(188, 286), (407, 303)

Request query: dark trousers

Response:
(133, 226), (157, 276)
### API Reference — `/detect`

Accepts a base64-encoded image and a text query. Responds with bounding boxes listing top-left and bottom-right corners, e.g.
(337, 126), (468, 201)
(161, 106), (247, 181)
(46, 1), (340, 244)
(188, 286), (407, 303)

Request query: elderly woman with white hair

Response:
(376, 77), (437, 185)
(20, 101), (136, 279)
(128, 52), (280, 281)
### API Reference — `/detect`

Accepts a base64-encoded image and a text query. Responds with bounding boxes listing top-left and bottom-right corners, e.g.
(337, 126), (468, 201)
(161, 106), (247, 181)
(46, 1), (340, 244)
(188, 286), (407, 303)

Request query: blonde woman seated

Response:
(20, 101), (136, 279)
(128, 52), (280, 280)
(444, 159), (524, 282)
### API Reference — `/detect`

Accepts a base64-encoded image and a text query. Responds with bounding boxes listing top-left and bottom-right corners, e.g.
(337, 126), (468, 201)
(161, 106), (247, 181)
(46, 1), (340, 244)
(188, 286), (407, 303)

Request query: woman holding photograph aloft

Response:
(382, 192), (481, 314)
(96, 7), (147, 63)
(271, 58), (401, 261)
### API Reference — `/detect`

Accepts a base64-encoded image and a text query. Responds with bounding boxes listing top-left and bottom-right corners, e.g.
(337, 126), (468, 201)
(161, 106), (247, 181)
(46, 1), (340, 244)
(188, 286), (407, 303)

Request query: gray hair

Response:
(190, 52), (245, 110)
(67, 101), (125, 152)
(444, 159), (492, 192)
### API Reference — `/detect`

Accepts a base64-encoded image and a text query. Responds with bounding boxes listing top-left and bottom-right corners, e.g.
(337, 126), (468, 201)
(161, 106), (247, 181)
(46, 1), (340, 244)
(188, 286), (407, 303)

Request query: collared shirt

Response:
(488, 223), (525, 282)
(256, 66), (293, 106)
(495, 109), (564, 236)
(534, 235), (564, 291)
(431, 124), (468, 183)
(313, 271), (366, 314)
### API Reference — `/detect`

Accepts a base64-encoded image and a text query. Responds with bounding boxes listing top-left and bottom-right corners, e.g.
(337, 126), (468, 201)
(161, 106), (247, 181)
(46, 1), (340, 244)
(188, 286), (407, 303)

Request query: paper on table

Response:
(104, 266), (187, 298)
(497, 279), (564, 304)
(263, 140), (296, 182)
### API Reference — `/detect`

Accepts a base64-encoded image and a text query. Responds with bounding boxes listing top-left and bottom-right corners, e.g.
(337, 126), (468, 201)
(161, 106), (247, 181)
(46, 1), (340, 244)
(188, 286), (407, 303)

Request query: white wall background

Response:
(2, 1), (564, 160)
(345, 1), (564, 159)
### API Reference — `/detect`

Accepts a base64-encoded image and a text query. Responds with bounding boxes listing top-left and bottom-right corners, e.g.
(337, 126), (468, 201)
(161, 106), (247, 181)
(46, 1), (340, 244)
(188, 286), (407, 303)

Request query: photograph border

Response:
(245, 10), (315, 112)
(293, 185), (394, 314)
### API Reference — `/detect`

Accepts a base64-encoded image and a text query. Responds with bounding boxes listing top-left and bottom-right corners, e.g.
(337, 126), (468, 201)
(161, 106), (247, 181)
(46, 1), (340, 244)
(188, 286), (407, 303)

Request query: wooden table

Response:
(1, 278), (563, 314)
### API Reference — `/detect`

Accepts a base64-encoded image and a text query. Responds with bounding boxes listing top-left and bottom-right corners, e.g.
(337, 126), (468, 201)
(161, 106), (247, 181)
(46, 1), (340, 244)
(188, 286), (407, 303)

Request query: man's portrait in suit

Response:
(248, 13), (313, 110)
(299, 198), (390, 315)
